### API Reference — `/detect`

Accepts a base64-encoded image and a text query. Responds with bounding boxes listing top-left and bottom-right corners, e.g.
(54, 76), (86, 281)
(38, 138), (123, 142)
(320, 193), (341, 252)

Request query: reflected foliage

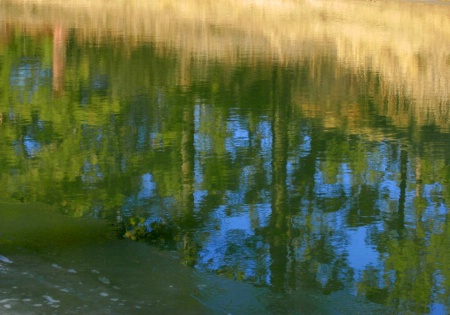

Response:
(1, 26), (450, 314)
(122, 216), (181, 248)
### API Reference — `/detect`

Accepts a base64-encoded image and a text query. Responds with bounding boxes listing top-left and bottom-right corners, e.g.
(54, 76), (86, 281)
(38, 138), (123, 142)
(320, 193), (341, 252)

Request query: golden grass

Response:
(1, 0), (450, 129)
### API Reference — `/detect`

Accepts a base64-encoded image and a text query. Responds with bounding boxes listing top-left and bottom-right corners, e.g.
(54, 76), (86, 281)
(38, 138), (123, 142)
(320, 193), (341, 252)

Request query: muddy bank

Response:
(0, 202), (207, 314)
(0, 202), (390, 314)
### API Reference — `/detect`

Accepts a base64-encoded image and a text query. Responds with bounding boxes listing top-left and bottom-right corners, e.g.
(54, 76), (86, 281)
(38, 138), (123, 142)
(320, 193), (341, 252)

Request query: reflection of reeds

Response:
(323, 0), (450, 128)
(2, 0), (450, 129)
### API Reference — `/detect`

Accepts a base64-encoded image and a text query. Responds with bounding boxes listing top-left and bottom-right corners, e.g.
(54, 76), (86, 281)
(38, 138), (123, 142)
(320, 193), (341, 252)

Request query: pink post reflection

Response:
(53, 24), (66, 96)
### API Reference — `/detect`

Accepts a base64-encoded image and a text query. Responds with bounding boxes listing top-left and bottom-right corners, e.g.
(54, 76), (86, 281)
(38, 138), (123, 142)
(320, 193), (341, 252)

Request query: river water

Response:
(1, 0), (450, 314)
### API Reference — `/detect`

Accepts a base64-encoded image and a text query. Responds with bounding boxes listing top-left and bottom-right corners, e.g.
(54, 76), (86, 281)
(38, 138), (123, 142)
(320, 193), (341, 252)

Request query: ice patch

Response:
(43, 295), (60, 304)
(0, 255), (13, 263)
(0, 299), (18, 304)
(100, 292), (109, 297)
(98, 277), (110, 284)
(68, 269), (77, 273)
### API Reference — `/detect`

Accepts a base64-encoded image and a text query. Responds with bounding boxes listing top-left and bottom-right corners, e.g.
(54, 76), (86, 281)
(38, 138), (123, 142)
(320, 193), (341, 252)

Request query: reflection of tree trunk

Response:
(53, 24), (66, 96)
(181, 105), (195, 211)
(181, 105), (196, 265)
(415, 157), (422, 197)
(269, 64), (291, 291)
(178, 55), (191, 89)
(397, 145), (408, 235)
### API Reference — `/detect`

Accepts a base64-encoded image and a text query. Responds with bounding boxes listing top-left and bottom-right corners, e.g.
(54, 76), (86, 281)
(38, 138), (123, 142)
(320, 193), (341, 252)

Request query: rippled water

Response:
(1, 0), (450, 314)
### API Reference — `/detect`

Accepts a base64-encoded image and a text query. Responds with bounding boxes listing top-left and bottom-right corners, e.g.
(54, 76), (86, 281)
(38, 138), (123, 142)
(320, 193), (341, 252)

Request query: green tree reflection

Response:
(1, 26), (450, 314)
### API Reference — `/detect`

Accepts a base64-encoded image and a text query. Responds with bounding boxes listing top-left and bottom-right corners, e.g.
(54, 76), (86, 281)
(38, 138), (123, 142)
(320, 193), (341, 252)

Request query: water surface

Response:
(1, 0), (450, 314)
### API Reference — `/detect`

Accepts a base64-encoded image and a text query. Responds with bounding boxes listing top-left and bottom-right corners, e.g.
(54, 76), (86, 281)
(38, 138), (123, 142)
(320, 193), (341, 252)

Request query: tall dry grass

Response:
(1, 0), (450, 129)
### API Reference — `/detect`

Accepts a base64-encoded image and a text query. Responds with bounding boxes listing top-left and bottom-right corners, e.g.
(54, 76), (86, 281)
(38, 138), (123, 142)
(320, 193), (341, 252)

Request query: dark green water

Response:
(1, 4), (450, 313)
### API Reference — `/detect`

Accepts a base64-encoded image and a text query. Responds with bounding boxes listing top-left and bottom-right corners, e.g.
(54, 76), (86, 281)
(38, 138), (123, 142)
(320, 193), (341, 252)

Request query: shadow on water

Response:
(0, 202), (388, 314)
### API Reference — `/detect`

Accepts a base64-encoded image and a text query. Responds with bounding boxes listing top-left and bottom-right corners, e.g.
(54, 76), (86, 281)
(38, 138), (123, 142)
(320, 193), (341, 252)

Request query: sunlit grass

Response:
(2, 0), (450, 128)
